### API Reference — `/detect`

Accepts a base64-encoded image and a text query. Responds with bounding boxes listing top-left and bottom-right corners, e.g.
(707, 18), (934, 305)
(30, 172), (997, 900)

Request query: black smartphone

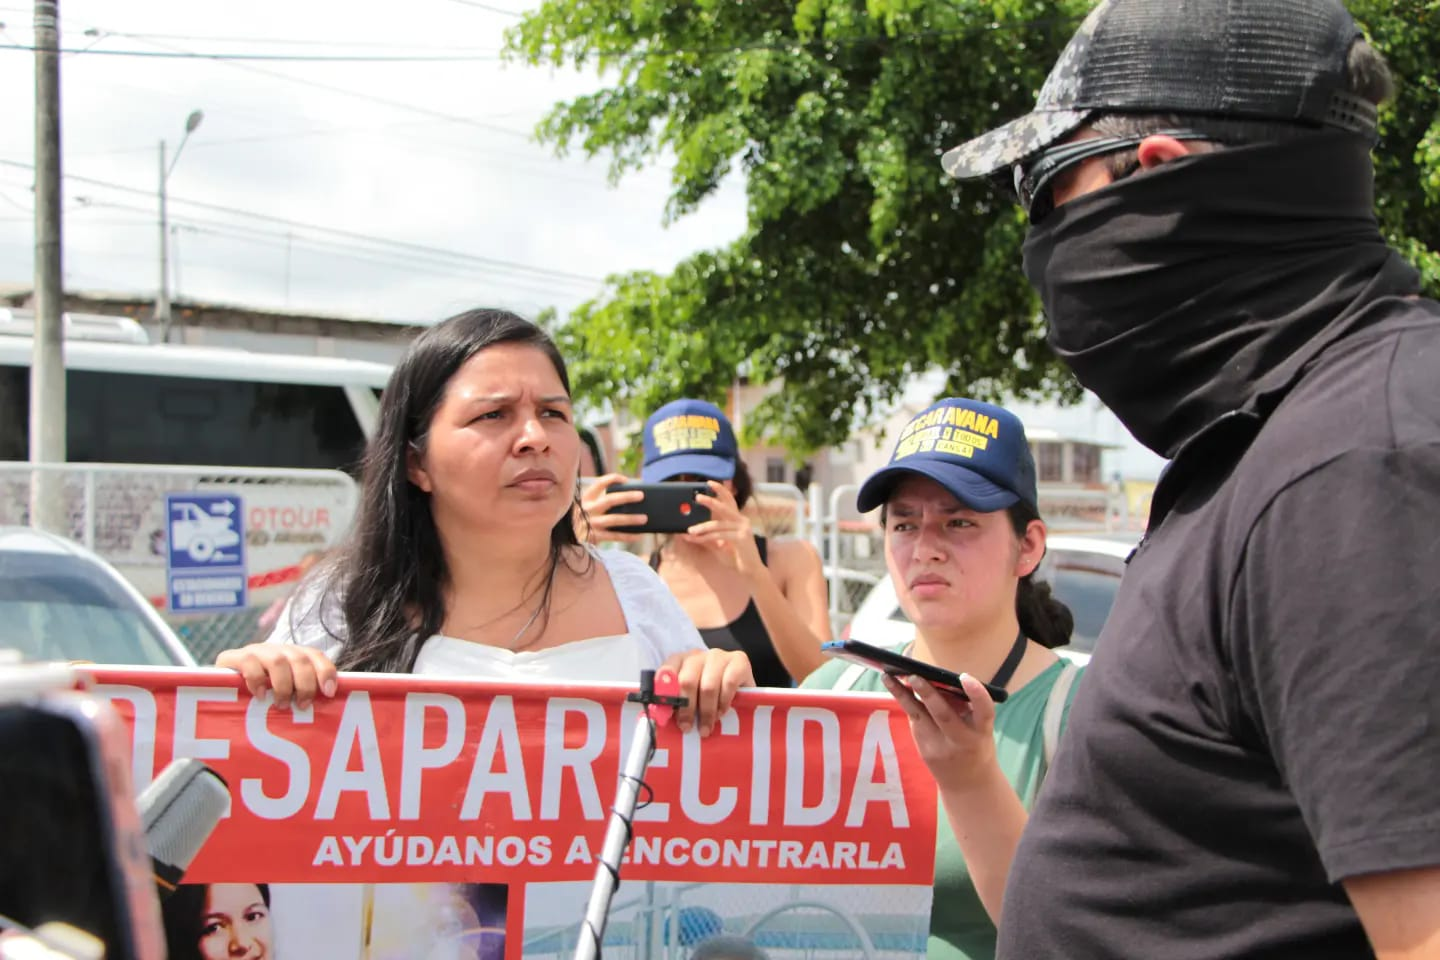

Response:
(821, 639), (1010, 703)
(0, 687), (166, 960)
(608, 482), (713, 534)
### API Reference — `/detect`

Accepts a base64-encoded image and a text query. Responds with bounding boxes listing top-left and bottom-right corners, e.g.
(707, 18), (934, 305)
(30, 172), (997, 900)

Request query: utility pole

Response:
(30, 0), (66, 533)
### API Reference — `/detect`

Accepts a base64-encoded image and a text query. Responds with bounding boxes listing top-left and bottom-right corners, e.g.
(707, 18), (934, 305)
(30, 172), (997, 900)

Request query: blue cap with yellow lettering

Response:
(641, 399), (739, 482)
(857, 398), (1038, 513)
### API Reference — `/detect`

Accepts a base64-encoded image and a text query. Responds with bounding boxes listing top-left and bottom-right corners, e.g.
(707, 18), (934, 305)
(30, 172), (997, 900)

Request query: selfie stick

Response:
(573, 668), (686, 960)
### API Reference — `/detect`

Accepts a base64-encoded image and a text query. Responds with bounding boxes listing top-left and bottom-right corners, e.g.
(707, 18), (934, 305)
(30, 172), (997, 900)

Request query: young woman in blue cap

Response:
(803, 397), (1082, 960)
(580, 399), (831, 686)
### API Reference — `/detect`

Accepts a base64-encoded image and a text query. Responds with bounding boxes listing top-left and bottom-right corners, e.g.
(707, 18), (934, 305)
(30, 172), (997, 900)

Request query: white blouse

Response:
(265, 547), (702, 683)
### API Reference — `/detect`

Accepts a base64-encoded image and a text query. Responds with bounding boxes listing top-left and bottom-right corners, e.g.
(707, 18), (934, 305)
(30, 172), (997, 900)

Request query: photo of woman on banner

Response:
(161, 882), (273, 960)
(803, 397), (1083, 960)
(580, 398), (831, 687)
(217, 309), (752, 734)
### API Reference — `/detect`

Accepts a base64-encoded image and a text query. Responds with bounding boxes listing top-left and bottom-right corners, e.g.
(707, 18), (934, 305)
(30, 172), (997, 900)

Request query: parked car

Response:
(0, 526), (197, 667)
(842, 534), (1137, 666)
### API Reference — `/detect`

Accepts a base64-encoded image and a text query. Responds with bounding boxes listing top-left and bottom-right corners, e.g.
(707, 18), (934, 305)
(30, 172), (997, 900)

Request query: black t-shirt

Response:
(998, 301), (1440, 958)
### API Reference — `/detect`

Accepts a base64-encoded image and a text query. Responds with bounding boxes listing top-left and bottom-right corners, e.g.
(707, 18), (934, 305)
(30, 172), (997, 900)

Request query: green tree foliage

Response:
(1356, 1), (1440, 292)
(507, 0), (1439, 455)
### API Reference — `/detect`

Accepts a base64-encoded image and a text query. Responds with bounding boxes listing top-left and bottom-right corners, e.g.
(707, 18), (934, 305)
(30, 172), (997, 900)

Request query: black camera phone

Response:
(821, 639), (1010, 703)
(608, 481), (714, 534)
(0, 685), (166, 960)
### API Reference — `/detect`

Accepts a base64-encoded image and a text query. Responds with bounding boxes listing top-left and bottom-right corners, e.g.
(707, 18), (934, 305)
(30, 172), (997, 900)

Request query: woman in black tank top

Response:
(579, 399), (833, 686)
(650, 535), (791, 687)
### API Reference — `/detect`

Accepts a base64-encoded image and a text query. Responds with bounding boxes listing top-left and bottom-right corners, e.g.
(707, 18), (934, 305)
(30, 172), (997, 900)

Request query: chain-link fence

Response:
(522, 880), (929, 959)
(174, 605), (269, 664)
(0, 461), (357, 663)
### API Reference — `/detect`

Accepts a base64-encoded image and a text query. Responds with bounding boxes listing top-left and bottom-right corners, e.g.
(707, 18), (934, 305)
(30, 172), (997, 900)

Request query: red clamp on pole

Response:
(643, 667), (683, 726)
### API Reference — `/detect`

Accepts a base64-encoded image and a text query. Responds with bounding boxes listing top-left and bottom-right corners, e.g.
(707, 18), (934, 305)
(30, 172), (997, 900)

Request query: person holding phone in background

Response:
(804, 397), (1082, 960)
(220, 310), (751, 737)
(580, 399), (831, 687)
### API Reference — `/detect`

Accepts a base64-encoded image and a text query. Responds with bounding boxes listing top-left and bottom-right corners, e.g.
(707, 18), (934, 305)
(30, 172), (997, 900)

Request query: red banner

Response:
(86, 667), (938, 960)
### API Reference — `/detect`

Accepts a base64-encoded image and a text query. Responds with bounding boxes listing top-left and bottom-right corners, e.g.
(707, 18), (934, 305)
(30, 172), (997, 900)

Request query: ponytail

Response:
(1015, 573), (1073, 649)
(1007, 502), (1074, 649)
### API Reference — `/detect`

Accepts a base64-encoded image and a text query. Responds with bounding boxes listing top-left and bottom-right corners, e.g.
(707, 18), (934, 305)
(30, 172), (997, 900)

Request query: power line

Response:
(87, 30), (506, 51)
(0, 14), (1090, 65)
(442, 0), (526, 16)
(73, 197), (600, 292)
(58, 127), (661, 191)
(64, 118), (474, 156)
(2, 24), (534, 140)
(0, 41), (505, 62)
(0, 186), (30, 213)
(181, 224), (585, 295)
(0, 157), (606, 286)
(109, 33), (537, 142)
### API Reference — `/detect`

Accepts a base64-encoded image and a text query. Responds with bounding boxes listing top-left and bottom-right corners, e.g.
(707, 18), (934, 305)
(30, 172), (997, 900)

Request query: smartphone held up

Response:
(606, 481), (713, 534)
(820, 639), (1010, 703)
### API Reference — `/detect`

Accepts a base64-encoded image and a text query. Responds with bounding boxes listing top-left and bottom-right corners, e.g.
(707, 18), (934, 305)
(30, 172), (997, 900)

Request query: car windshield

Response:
(0, 553), (182, 666)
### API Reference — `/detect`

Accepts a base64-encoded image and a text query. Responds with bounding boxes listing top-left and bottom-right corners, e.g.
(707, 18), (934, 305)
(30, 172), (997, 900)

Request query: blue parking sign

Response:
(166, 493), (247, 612)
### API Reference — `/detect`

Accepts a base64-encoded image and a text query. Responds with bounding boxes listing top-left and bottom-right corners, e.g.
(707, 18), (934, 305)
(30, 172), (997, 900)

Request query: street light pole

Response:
(156, 109), (203, 344)
(157, 138), (169, 341)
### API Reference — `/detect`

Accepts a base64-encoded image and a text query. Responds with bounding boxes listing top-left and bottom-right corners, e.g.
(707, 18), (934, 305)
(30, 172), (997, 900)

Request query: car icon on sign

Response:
(170, 502), (241, 562)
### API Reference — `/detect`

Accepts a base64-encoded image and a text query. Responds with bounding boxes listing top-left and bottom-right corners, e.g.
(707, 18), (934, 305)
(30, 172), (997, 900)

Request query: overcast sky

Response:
(0, 0), (749, 323)
(0, 0), (1164, 478)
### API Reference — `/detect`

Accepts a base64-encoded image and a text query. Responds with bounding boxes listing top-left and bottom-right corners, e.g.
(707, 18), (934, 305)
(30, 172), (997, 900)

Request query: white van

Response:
(0, 309), (392, 472)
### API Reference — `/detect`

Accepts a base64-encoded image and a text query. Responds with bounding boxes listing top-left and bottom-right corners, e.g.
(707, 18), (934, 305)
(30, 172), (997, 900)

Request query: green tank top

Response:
(802, 653), (1083, 960)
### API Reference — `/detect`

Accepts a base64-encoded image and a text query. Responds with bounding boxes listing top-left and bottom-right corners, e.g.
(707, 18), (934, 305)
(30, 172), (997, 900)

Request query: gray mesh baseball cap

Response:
(942, 0), (1378, 181)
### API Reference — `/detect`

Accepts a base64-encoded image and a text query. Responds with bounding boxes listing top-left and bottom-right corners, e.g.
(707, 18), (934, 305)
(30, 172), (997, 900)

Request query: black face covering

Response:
(1021, 132), (1421, 459)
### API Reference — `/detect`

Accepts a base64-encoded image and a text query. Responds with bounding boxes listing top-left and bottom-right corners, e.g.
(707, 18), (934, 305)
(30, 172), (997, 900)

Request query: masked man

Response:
(943, 0), (1440, 956)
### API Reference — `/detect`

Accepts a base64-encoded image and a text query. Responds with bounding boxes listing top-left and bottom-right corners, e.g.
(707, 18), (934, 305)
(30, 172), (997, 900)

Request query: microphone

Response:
(136, 759), (230, 900)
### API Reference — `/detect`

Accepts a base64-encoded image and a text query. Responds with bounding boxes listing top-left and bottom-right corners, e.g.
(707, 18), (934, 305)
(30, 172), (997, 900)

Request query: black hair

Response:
(731, 459), (754, 510)
(161, 883), (271, 960)
(577, 426), (606, 476)
(1006, 500), (1074, 650)
(321, 308), (584, 674)
(1090, 37), (1395, 178)
(877, 494), (1074, 649)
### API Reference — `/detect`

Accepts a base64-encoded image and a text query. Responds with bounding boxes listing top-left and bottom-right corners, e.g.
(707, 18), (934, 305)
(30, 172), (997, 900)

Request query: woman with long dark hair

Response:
(218, 309), (750, 735)
(803, 397), (1082, 960)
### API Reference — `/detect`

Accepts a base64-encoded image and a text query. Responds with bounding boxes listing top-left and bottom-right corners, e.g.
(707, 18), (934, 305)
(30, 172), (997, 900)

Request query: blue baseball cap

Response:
(641, 399), (739, 482)
(857, 398), (1038, 513)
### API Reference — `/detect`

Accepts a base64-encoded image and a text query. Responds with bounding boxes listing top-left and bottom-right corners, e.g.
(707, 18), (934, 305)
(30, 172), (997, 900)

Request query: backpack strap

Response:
(834, 661), (872, 691)
(1042, 660), (1081, 775)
